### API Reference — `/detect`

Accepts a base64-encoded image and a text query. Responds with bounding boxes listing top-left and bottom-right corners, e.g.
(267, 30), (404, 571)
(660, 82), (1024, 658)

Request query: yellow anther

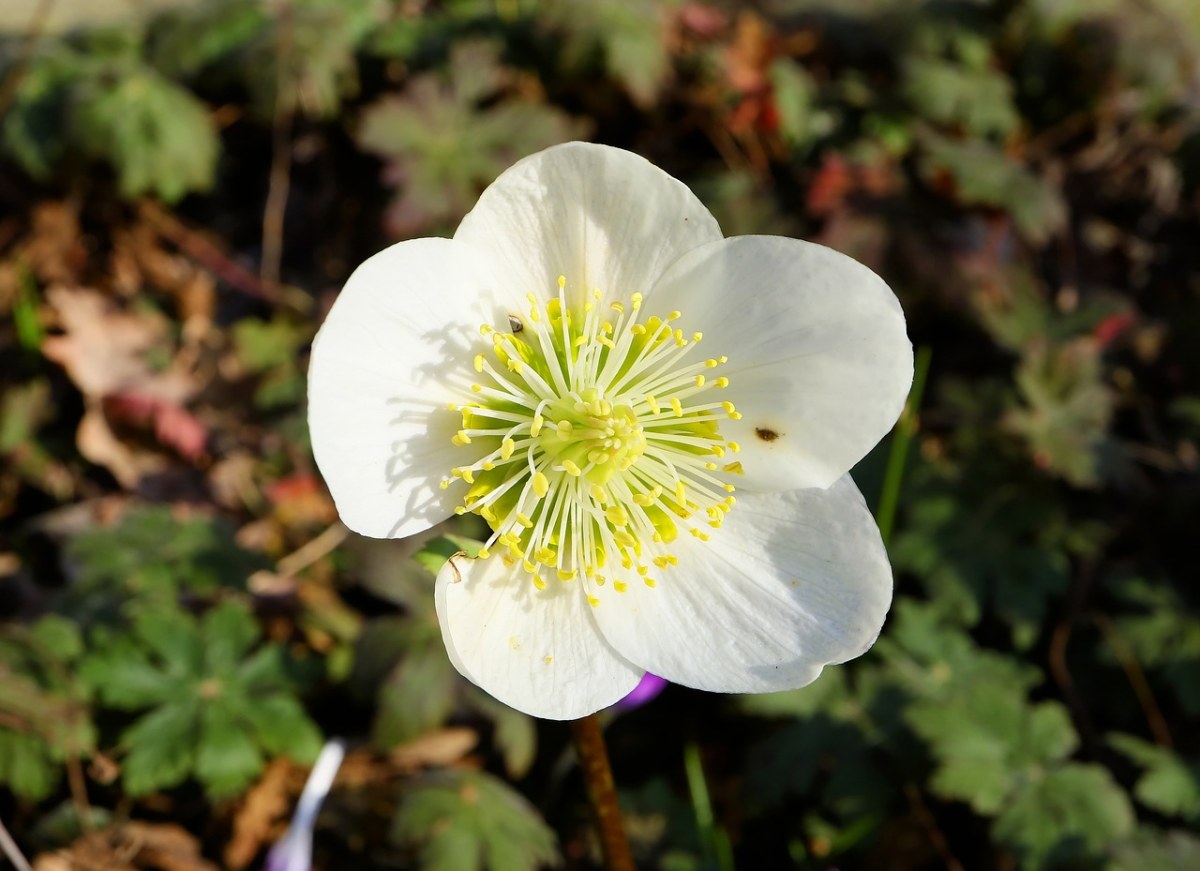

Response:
(653, 556), (671, 569)
(461, 469), (475, 484)
(694, 374), (705, 388)
(507, 358), (524, 373)
(723, 483), (736, 492)
(674, 329), (686, 346)
(523, 559), (539, 574)
(501, 438), (515, 460)
(533, 575), (547, 590)
(557, 419), (573, 436)
(597, 335), (615, 349)
(706, 358), (719, 368)
(718, 355), (728, 363)
(479, 324), (494, 336)
(439, 480), (450, 490)
(562, 459), (582, 477)
(453, 506), (467, 515)
(646, 395), (660, 414)
(574, 335), (587, 347)
(558, 274), (566, 289)
(636, 564), (649, 575)
(532, 471), (550, 497)
(706, 462), (718, 470)
(670, 397), (683, 417)
(693, 331), (703, 342)
(482, 462), (495, 471)
(530, 415), (545, 437)
(630, 323), (647, 335)
(675, 481), (687, 503)
(711, 445), (725, 458)
(588, 595), (600, 607)
(631, 293), (643, 310)
(516, 513), (534, 529)
(614, 580), (628, 592)
(723, 461), (744, 475)
(473, 354), (484, 373)
(728, 441), (741, 453)
(557, 569), (576, 581)
(471, 384), (482, 393)
(668, 310), (682, 321)
(643, 577), (657, 588)
(610, 301), (624, 313)
(605, 506), (629, 526)
(690, 529), (710, 541)
(590, 485), (608, 503)
(714, 376), (729, 388)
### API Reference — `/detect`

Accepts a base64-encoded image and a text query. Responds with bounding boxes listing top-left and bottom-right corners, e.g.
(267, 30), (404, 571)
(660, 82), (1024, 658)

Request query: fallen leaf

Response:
(391, 727), (479, 771)
(225, 758), (299, 870)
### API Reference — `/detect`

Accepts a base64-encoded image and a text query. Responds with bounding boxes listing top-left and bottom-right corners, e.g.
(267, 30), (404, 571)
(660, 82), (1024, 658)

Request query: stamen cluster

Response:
(443, 277), (742, 599)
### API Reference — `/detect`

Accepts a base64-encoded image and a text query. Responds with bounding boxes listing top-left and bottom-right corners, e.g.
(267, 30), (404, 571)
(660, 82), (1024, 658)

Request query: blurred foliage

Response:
(2, 0), (1199, 869)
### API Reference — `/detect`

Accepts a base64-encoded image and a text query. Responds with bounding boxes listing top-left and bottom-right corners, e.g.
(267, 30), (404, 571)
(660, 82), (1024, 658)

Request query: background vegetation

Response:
(2, 0), (1199, 868)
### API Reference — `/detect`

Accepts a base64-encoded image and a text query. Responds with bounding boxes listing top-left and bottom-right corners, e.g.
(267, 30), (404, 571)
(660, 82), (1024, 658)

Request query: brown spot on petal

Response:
(755, 427), (781, 442)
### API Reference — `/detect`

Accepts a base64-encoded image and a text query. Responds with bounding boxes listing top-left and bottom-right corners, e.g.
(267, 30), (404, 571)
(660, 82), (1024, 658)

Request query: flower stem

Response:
(876, 344), (932, 547)
(570, 714), (634, 871)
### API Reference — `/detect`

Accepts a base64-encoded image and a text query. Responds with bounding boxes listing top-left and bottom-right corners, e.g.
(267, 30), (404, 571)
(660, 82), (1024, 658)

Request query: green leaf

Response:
(549, 0), (680, 107)
(242, 693), (323, 763)
(466, 689), (537, 778)
(1109, 828), (1200, 871)
(79, 638), (180, 709)
(29, 615), (84, 662)
(357, 41), (581, 232)
(392, 770), (559, 871)
(917, 132), (1066, 243)
(993, 764), (1135, 866)
(1110, 734), (1200, 821)
(372, 637), (457, 748)
(132, 604), (204, 676)
(194, 698), (265, 798)
(120, 698), (200, 795)
(68, 63), (218, 202)
(202, 601), (262, 676)
(0, 729), (61, 800)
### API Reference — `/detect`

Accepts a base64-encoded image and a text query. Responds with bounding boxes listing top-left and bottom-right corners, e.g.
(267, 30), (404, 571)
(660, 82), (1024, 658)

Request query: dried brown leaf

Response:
(225, 758), (300, 870)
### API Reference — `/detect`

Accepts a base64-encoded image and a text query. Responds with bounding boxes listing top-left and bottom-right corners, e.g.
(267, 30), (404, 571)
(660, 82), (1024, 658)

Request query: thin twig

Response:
(261, 2), (295, 288)
(569, 715), (634, 871)
(1088, 612), (1174, 748)
(138, 202), (308, 311)
(277, 521), (349, 578)
(903, 782), (966, 871)
(0, 816), (33, 871)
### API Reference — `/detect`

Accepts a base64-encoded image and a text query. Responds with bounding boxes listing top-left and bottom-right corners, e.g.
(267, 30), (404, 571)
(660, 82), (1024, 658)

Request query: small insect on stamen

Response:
(508, 315), (524, 333)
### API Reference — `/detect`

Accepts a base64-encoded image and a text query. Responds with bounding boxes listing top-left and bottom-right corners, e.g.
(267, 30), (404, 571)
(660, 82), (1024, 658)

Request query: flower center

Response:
(442, 277), (742, 600)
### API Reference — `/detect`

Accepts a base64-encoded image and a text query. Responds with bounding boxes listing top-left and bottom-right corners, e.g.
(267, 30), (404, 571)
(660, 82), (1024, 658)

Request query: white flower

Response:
(308, 142), (913, 720)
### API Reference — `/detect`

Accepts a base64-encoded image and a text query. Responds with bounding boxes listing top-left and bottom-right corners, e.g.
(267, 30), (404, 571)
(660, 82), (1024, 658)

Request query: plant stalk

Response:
(570, 714), (634, 871)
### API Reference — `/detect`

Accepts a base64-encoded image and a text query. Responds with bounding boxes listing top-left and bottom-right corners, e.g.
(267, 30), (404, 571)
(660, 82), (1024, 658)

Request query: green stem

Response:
(876, 345), (932, 547)
(683, 741), (735, 871)
(570, 714), (634, 871)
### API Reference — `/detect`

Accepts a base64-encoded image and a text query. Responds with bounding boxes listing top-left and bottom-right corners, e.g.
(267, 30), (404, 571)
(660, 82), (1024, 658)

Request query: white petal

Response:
(308, 238), (505, 539)
(586, 476), (892, 693)
(648, 236), (913, 491)
(435, 554), (643, 719)
(454, 142), (723, 307)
